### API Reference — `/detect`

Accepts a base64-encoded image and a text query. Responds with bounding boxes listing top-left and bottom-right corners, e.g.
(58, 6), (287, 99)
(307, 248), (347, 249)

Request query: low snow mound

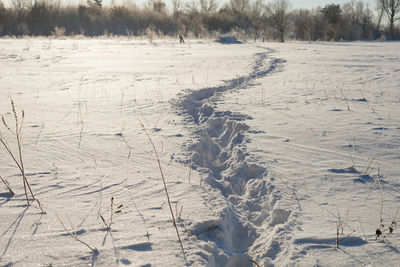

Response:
(216, 36), (243, 44)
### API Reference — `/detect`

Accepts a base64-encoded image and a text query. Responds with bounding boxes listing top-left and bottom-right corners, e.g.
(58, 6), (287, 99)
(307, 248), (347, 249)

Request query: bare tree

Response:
(376, 0), (385, 31)
(380, 0), (400, 38)
(172, 0), (181, 14)
(267, 0), (291, 42)
(228, 0), (250, 29)
(199, 0), (217, 15)
(322, 4), (342, 40)
(250, 0), (266, 41)
(229, 0), (250, 15)
(341, 1), (375, 40)
(88, 0), (102, 7)
(147, 0), (166, 13)
(11, 0), (31, 16)
(293, 9), (313, 40)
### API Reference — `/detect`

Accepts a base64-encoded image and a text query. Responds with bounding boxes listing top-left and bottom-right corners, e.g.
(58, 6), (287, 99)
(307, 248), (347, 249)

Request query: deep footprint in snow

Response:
(269, 208), (291, 226)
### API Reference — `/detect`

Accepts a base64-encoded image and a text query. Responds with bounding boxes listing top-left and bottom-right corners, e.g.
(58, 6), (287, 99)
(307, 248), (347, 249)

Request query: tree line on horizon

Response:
(0, 0), (399, 41)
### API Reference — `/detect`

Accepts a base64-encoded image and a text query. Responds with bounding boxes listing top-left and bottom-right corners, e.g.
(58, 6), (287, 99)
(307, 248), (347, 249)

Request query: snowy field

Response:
(0, 38), (399, 266)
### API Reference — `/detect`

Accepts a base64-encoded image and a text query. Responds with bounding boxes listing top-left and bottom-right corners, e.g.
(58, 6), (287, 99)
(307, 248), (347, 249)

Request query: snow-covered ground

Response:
(0, 38), (399, 267)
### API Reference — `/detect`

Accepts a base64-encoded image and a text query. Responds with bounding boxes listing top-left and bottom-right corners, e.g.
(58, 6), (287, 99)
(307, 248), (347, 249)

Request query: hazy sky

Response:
(3, 0), (379, 10)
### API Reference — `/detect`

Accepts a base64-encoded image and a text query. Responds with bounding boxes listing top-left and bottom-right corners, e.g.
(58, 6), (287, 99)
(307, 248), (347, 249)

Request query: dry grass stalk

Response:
(335, 208), (343, 248)
(0, 175), (15, 195)
(55, 212), (97, 252)
(188, 157), (193, 184)
(0, 99), (41, 210)
(336, 208), (341, 248)
(376, 211), (398, 240)
(175, 203), (183, 222)
(335, 207), (355, 248)
(192, 223), (219, 237)
(374, 170), (399, 240)
(338, 229), (356, 245)
(100, 197), (122, 229)
(376, 167), (384, 227)
(276, 175), (302, 211)
(140, 121), (187, 263)
(248, 258), (261, 267)
(358, 219), (367, 241)
(302, 168), (309, 197)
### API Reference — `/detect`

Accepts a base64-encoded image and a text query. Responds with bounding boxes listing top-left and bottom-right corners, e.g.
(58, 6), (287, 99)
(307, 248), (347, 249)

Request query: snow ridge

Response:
(175, 49), (291, 266)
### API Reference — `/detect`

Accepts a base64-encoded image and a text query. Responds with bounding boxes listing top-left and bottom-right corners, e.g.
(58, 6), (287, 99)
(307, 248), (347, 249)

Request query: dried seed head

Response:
(115, 210), (122, 214)
(389, 227), (393, 234)
(11, 99), (17, 119)
(22, 110), (25, 118)
(117, 204), (123, 209)
(2, 116), (12, 133)
(376, 229), (382, 237)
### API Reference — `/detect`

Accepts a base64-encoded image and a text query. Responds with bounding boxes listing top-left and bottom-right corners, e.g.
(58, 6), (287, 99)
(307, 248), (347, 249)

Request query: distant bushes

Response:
(0, 0), (399, 41)
(292, 3), (379, 41)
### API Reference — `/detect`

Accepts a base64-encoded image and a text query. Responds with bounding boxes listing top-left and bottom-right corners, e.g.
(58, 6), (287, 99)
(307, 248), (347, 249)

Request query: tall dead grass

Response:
(140, 121), (187, 264)
(0, 99), (42, 211)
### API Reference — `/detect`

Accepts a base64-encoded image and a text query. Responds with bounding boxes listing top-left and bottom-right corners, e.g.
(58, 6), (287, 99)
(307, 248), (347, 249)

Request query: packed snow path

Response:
(175, 49), (293, 266)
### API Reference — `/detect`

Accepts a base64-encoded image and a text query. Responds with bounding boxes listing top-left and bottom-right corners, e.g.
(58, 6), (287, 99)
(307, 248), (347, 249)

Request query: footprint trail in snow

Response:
(174, 48), (294, 266)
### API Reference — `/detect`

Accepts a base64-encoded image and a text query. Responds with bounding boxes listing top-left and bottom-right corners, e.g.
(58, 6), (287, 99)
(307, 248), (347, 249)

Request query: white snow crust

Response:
(0, 38), (399, 267)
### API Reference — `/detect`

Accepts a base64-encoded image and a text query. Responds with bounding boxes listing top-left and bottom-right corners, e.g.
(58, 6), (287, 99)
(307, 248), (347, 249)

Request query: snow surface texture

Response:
(0, 38), (399, 267)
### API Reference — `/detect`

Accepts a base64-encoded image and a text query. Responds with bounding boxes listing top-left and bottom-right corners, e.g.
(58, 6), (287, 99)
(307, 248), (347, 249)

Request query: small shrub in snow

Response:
(145, 25), (157, 43)
(375, 207), (399, 241)
(52, 26), (66, 38)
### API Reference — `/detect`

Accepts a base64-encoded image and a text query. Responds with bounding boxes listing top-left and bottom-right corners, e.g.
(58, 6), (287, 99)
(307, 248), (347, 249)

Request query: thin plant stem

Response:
(0, 175), (14, 195)
(13, 101), (35, 204)
(1, 100), (39, 210)
(248, 258), (261, 267)
(55, 212), (97, 252)
(375, 169), (384, 228)
(358, 219), (367, 242)
(140, 121), (187, 263)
